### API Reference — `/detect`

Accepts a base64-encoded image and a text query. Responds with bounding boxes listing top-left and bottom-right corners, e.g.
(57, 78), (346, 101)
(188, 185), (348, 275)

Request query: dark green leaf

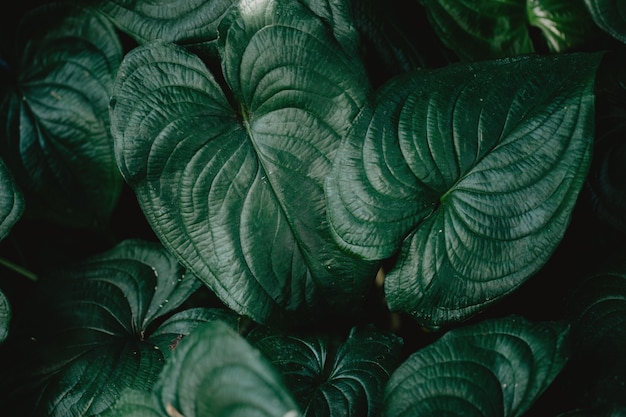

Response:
(0, 158), (24, 240)
(326, 53), (600, 327)
(152, 320), (302, 417)
(99, 389), (161, 417)
(1, 239), (203, 417)
(248, 324), (403, 417)
(527, 0), (598, 53)
(0, 2), (123, 229)
(584, 0), (626, 43)
(420, 0), (596, 61)
(0, 289), (9, 344)
(95, 0), (235, 48)
(567, 255), (626, 357)
(382, 315), (570, 417)
(110, 0), (377, 326)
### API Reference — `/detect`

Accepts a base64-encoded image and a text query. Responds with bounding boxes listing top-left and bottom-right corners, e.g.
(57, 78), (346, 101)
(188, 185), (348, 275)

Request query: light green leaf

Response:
(110, 0), (376, 326)
(0, 239), (204, 417)
(95, 0), (236, 48)
(248, 324), (403, 417)
(584, 0), (626, 43)
(382, 315), (570, 417)
(0, 2), (123, 229)
(326, 53), (600, 327)
(152, 320), (302, 417)
(0, 158), (24, 240)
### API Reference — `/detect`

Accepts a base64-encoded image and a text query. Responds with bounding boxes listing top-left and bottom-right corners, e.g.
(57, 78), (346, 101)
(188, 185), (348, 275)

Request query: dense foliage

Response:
(1, 0), (626, 416)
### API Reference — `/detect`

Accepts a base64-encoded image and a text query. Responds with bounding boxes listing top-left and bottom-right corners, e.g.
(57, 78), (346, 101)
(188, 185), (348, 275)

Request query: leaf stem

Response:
(0, 257), (38, 282)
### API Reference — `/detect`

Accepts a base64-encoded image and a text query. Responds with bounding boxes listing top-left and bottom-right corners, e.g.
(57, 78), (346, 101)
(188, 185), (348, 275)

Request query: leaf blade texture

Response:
(382, 315), (570, 417)
(110, 0), (377, 325)
(0, 3), (123, 229)
(326, 52), (601, 327)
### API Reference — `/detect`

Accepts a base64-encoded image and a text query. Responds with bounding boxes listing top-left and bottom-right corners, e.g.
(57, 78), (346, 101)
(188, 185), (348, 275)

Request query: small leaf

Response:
(382, 315), (570, 417)
(0, 2), (123, 229)
(0, 239), (204, 417)
(0, 158), (24, 240)
(248, 324), (403, 417)
(326, 52), (600, 327)
(152, 320), (302, 417)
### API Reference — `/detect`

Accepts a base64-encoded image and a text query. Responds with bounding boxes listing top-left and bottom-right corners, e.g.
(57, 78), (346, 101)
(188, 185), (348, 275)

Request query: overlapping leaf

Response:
(584, 0), (626, 43)
(420, 0), (596, 61)
(0, 2), (123, 229)
(0, 239), (214, 417)
(104, 320), (303, 417)
(95, 0), (236, 48)
(248, 324), (403, 417)
(382, 315), (570, 417)
(110, 0), (377, 325)
(0, 158), (24, 239)
(326, 53), (600, 327)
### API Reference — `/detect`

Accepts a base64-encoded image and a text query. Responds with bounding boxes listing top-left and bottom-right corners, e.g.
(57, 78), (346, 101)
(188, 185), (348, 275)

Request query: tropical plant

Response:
(1, 0), (625, 416)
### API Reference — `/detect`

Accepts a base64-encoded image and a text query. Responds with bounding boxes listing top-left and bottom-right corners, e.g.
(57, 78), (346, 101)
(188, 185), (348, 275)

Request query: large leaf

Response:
(104, 320), (302, 417)
(0, 2), (123, 229)
(248, 324), (403, 417)
(420, 0), (596, 61)
(584, 0), (626, 43)
(0, 158), (24, 240)
(382, 315), (570, 417)
(326, 53), (600, 327)
(110, 0), (377, 326)
(0, 239), (211, 417)
(94, 0), (236, 49)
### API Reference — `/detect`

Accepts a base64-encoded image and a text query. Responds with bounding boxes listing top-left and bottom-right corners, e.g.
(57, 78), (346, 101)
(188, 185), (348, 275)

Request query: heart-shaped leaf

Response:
(0, 158), (24, 240)
(95, 0), (235, 48)
(110, 0), (377, 326)
(0, 239), (212, 417)
(326, 52), (600, 327)
(0, 2), (123, 229)
(420, 0), (596, 61)
(248, 324), (403, 417)
(382, 315), (570, 417)
(584, 0), (626, 43)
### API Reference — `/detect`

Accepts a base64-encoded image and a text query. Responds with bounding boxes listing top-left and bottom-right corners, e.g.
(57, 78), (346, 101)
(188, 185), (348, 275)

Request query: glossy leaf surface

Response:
(326, 53), (599, 327)
(1, 239), (205, 417)
(152, 320), (302, 417)
(249, 324), (403, 417)
(110, 0), (377, 325)
(95, 0), (235, 47)
(382, 315), (570, 417)
(0, 3), (123, 229)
